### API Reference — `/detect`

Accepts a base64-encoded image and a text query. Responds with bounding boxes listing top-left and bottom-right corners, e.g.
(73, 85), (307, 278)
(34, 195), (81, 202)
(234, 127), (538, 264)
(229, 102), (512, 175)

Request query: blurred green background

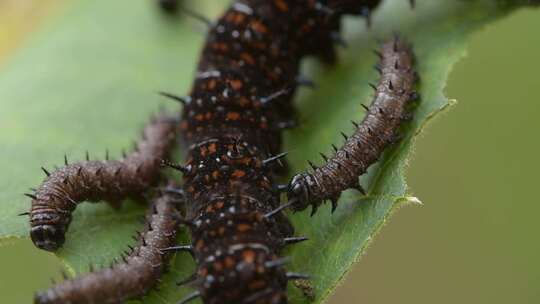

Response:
(1, 2), (540, 304)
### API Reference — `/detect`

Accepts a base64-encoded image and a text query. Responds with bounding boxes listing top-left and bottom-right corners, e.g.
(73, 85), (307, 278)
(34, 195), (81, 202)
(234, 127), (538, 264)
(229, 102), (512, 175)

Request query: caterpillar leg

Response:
(287, 36), (419, 215)
(33, 188), (182, 304)
(26, 113), (178, 251)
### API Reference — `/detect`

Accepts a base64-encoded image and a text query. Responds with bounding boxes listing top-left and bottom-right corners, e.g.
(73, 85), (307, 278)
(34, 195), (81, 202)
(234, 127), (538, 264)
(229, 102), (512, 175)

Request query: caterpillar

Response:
(163, 1), (388, 303)
(26, 113), (177, 251)
(287, 36), (419, 215)
(26, 0), (421, 303)
(34, 188), (181, 304)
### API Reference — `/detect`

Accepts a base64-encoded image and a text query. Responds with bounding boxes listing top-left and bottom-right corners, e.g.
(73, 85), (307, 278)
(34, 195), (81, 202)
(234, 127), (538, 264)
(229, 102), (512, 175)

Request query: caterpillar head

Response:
(30, 208), (71, 251)
(287, 173), (315, 212)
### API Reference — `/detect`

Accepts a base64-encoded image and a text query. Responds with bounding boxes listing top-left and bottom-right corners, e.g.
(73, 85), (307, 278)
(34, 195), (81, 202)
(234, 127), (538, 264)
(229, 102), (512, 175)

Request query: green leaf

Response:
(0, 0), (535, 303)
(0, 1), (62, 64)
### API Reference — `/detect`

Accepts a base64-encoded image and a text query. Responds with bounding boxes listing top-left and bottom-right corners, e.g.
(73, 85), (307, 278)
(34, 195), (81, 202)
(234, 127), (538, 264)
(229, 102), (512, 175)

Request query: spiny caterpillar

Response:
(25, 0), (421, 303)
(287, 37), (419, 215)
(26, 114), (177, 251)
(166, 1), (392, 303)
(34, 188), (181, 304)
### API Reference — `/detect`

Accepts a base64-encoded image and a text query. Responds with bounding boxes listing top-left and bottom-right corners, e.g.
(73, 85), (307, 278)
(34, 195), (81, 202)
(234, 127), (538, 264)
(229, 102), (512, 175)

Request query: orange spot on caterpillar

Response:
(237, 223), (251, 232)
(229, 79), (243, 90)
(226, 112), (241, 121)
(250, 20), (268, 34)
(232, 170), (246, 178)
(242, 249), (256, 263)
(274, 0), (289, 11)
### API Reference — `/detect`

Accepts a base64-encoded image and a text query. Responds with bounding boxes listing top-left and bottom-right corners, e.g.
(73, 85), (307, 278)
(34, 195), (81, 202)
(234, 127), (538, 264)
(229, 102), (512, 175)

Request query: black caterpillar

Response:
(26, 113), (177, 251)
(170, 1), (392, 303)
(287, 37), (418, 215)
(34, 188), (181, 304)
(26, 1), (419, 303)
